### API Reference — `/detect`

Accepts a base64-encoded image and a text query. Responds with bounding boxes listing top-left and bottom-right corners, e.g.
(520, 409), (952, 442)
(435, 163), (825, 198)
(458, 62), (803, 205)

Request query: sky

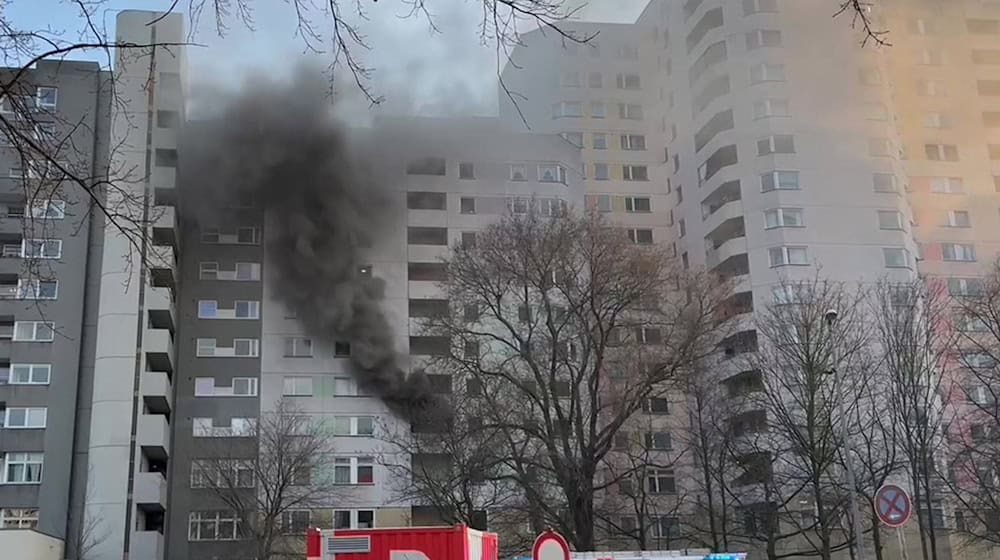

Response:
(9, 0), (649, 117)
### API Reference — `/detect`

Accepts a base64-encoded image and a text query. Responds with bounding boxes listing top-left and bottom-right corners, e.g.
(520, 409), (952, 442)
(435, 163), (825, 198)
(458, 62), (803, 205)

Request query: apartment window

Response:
(618, 103), (643, 120)
(198, 300), (218, 318)
(761, 171), (800, 191)
(864, 103), (888, 121)
(645, 431), (672, 450)
(560, 132), (583, 147)
(283, 376), (314, 397)
(980, 81), (1000, 96)
(331, 416), (376, 437)
(943, 243), (976, 262)
(746, 29), (782, 50)
(333, 377), (368, 396)
(235, 339), (259, 357)
(461, 232), (476, 249)
(235, 262), (261, 280)
(623, 165), (648, 181)
(590, 102), (606, 118)
(233, 378), (257, 396)
(869, 138), (891, 157)
(406, 191), (447, 211)
(645, 397), (669, 414)
(769, 246), (808, 267)
(199, 262), (218, 280)
(873, 173), (897, 193)
(282, 511), (311, 534)
(652, 516), (681, 539)
(21, 239), (61, 259)
(18, 280), (57, 300)
(405, 157), (446, 175)
(2, 407), (46, 429)
(456, 197), (476, 216)
(627, 229), (654, 245)
(930, 177), (964, 194)
(877, 210), (904, 230)
(561, 71), (580, 87)
(3, 453), (42, 483)
(154, 148), (178, 167)
(985, 112), (1000, 128)
(28, 200), (65, 219)
(509, 164), (528, 181)
(0, 508), (38, 528)
(13, 321), (53, 342)
(647, 469), (676, 494)
(508, 197), (529, 215)
(969, 18), (1000, 34)
(458, 162), (474, 179)
(408, 262), (447, 281)
(617, 43), (639, 60)
(593, 163), (610, 181)
(743, 0), (778, 14)
(334, 341), (351, 357)
(552, 101), (582, 118)
(8, 364), (49, 385)
(234, 300), (259, 319)
(949, 278), (984, 297)
(625, 197), (651, 213)
(188, 511), (240, 541)
(947, 210), (971, 228)
(918, 48), (946, 65)
(757, 135), (795, 156)
(753, 98), (789, 119)
(592, 133), (608, 150)
(990, 144), (1000, 160)
(333, 457), (375, 485)
(882, 248), (909, 269)
(925, 144), (958, 161)
(538, 164), (566, 183)
(616, 73), (641, 89)
(917, 79), (946, 97)
(196, 338), (216, 357)
(678, 219), (686, 237)
(588, 72), (603, 88)
(924, 113), (951, 129)
(973, 49), (1000, 65)
(408, 227), (448, 245)
(619, 134), (646, 151)
(764, 208), (803, 229)
(284, 337), (314, 358)
(750, 63), (785, 83)
(333, 510), (375, 529)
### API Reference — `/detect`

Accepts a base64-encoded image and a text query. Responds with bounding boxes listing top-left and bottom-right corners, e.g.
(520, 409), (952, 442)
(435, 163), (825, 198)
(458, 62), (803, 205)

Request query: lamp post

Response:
(825, 309), (865, 560)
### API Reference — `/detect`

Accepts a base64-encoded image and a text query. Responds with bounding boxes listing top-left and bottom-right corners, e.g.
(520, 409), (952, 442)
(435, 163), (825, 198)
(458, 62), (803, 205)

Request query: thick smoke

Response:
(182, 67), (441, 421)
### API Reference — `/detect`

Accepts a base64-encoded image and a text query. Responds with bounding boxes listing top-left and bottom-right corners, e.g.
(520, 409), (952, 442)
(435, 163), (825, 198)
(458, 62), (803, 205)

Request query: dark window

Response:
(646, 397), (669, 414)
(554, 380), (571, 397)
(695, 109), (734, 152)
(406, 157), (446, 175)
(156, 110), (179, 128)
(460, 197), (476, 214)
(407, 191), (447, 210)
(461, 232), (476, 249)
(410, 336), (450, 356)
(409, 299), (449, 318)
(459, 162), (475, 179)
(408, 227), (449, 245)
(686, 7), (724, 53)
(466, 378), (483, 396)
(334, 342), (351, 357)
(154, 149), (177, 167)
(427, 374), (453, 394)
(409, 262), (448, 281)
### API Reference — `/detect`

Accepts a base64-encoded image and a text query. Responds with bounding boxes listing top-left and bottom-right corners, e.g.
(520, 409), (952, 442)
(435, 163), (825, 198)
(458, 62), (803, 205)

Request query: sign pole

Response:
(896, 526), (908, 560)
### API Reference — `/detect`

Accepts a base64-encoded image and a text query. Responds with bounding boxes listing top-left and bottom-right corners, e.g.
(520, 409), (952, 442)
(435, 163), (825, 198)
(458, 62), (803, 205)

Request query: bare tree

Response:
(869, 278), (953, 560)
(409, 210), (729, 550)
(193, 399), (346, 560)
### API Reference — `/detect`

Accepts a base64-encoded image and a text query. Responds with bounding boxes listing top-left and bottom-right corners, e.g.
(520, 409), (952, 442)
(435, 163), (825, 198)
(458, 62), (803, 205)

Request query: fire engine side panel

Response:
(328, 525), (499, 560)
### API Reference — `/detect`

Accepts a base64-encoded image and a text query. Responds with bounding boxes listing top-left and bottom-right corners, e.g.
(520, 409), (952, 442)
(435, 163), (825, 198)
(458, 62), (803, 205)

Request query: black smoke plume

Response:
(182, 68), (442, 421)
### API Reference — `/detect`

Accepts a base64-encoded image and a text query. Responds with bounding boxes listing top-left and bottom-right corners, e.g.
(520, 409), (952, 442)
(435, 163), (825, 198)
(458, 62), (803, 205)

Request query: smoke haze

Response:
(182, 66), (441, 420)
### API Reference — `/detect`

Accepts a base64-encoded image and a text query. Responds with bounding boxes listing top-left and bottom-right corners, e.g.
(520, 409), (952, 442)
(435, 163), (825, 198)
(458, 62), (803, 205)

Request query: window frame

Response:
(768, 246), (809, 267)
(763, 207), (804, 229)
(13, 321), (54, 342)
(2, 452), (43, 484)
(8, 363), (50, 385)
(283, 376), (315, 397)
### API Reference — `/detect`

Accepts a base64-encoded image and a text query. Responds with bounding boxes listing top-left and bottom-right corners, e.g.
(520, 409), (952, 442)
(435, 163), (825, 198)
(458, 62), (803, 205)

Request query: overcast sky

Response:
(13, 0), (649, 117)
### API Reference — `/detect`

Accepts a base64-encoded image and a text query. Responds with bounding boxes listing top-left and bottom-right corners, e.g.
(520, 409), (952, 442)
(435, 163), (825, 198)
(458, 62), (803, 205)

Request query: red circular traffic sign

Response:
(875, 484), (912, 528)
(532, 530), (570, 560)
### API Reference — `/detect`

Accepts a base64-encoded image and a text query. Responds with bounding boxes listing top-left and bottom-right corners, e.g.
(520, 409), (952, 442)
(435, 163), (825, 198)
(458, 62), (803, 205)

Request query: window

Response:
(652, 516), (681, 538)
(507, 197), (528, 215)
(196, 338), (216, 357)
(678, 219), (687, 237)
(333, 510), (375, 529)
(768, 246), (808, 267)
(617, 43), (639, 60)
(618, 103), (643, 120)
(627, 229), (654, 245)
(234, 300), (259, 319)
(743, 0), (778, 14)
(235, 262), (261, 280)
(408, 227), (448, 245)
(198, 300), (218, 318)
(3, 453), (42, 483)
(761, 171), (800, 191)
(333, 457), (375, 485)
(188, 511), (240, 541)
(869, 138), (891, 157)
(750, 63), (785, 83)
(458, 162), (475, 179)
(35, 87), (57, 109)
(647, 469), (676, 494)
(623, 165), (648, 181)
(231, 378), (258, 396)
(645, 397), (669, 414)
(746, 29), (782, 50)
(645, 431), (672, 449)
(616, 73), (641, 89)
(925, 144), (959, 161)
(331, 416), (376, 436)
(560, 132), (583, 148)
(918, 48), (946, 65)
(764, 208), (803, 229)
(753, 98), (789, 119)
(282, 510), (311, 534)
(13, 321), (53, 342)
(538, 164), (566, 183)
(924, 112), (951, 129)
(620, 134), (646, 151)
(592, 133), (608, 150)
(334, 341), (351, 357)
(16, 279), (57, 300)
(199, 262), (218, 280)
(406, 191), (447, 210)
(883, 248), (910, 268)
(757, 135), (795, 155)
(283, 376), (314, 397)
(560, 71), (580, 88)
(461, 232), (476, 249)
(8, 364), (50, 385)
(873, 173), (897, 193)
(405, 157), (446, 175)
(625, 197), (651, 213)
(916, 79), (946, 97)
(943, 243), (976, 262)
(456, 197), (476, 216)
(974, 50), (1000, 65)
(590, 102), (606, 118)
(949, 278), (984, 297)
(552, 101), (582, 118)
(234, 338), (259, 357)
(154, 149), (178, 167)
(877, 210), (904, 230)
(970, 18), (1000, 33)
(284, 337), (314, 358)
(28, 200), (65, 219)
(947, 210), (971, 228)
(509, 164), (528, 181)
(22, 239), (61, 259)
(3, 407), (46, 429)
(0, 508), (38, 528)
(864, 103), (888, 121)
(593, 163), (609, 181)
(930, 177), (963, 194)
(333, 377), (369, 397)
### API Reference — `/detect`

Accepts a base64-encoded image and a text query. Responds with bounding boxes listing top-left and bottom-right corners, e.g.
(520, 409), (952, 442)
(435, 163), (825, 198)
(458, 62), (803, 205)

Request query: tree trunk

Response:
(870, 502), (884, 560)
(571, 493), (596, 550)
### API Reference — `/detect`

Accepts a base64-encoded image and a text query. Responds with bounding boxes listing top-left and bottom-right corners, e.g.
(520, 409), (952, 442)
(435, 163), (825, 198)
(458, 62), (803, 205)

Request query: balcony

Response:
(134, 472), (167, 512)
(148, 244), (175, 289)
(701, 180), (741, 219)
(131, 530), (164, 560)
(151, 205), (176, 249)
(703, 201), (744, 238)
(145, 285), (174, 332)
(706, 236), (748, 271)
(140, 371), (171, 415)
(137, 414), (169, 461)
(144, 328), (174, 374)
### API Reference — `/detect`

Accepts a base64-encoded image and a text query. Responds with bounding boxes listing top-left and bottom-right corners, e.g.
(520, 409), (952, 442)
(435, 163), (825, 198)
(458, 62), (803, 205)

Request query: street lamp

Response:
(826, 309), (865, 560)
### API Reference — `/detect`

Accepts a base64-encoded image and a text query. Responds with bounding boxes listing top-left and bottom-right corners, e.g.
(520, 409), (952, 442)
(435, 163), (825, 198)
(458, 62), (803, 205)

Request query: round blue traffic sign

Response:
(875, 484), (912, 528)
